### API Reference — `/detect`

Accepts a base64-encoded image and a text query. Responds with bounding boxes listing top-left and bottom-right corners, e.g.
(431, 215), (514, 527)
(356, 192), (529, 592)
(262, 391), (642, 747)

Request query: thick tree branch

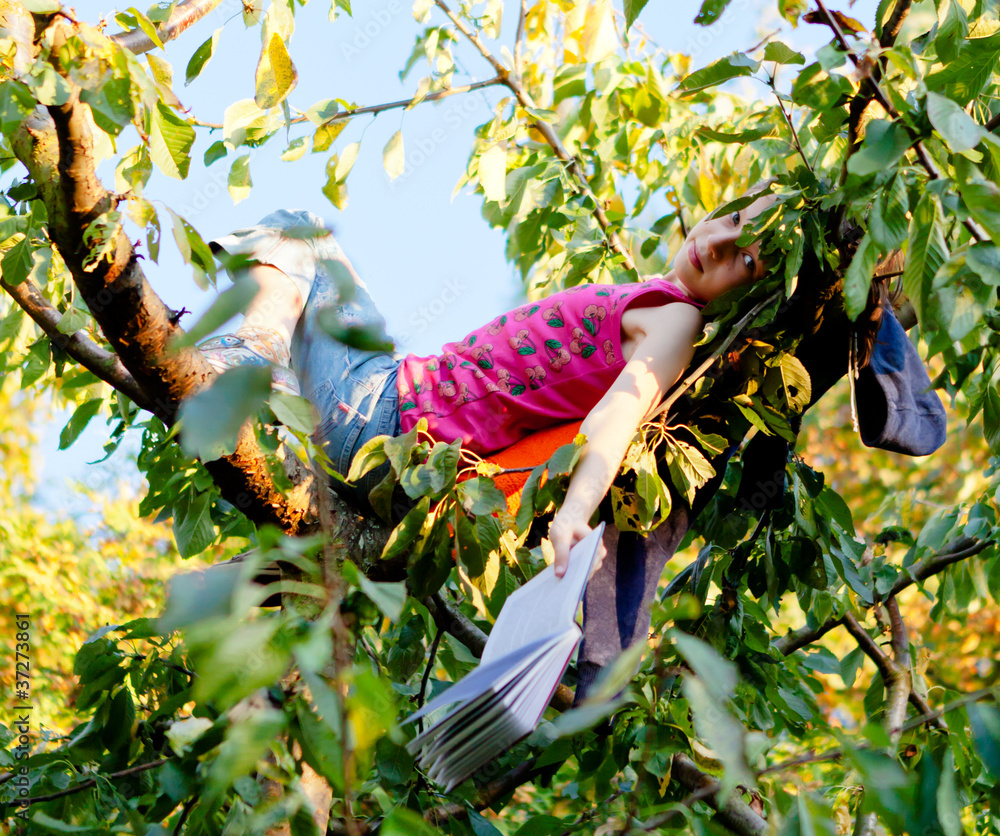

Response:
(3, 22), (320, 535)
(0, 275), (153, 411)
(670, 754), (768, 836)
(434, 0), (636, 271)
(887, 537), (992, 598)
(109, 0), (223, 55)
(774, 616), (844, 656)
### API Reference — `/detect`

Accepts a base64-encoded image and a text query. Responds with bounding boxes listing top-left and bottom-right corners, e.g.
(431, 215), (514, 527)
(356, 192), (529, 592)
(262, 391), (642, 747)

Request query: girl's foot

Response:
(198, 326), (301, 396)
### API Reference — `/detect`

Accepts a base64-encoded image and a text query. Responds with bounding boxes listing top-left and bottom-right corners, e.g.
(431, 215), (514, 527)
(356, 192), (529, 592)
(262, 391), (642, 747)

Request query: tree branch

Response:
(514, 0), (527, 79)
(814, 0), (986, 242)
(1, 275), (154, 411)
(109, 0), (224, 55)
(887, 537), (992, 598)
(669, 754), (768, 836)
(5, 22), (321, 535)
(434, 0), (636, 271)
(774, 617), (845, 656)
(16, 758), (168, 806)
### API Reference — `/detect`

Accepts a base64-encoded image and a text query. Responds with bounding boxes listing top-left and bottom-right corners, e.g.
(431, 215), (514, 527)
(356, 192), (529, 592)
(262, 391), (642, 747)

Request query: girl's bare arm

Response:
(548, 302), (703, 576)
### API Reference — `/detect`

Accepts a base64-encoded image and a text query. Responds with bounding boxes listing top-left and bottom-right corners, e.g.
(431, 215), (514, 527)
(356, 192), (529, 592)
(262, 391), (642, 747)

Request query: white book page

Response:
(406, 633), (557, 725)
(482, 524), (604, 666)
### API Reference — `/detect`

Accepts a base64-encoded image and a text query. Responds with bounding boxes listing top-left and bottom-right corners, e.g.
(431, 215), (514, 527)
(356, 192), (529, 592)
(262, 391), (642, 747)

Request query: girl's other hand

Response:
(549, 512), (606, 579)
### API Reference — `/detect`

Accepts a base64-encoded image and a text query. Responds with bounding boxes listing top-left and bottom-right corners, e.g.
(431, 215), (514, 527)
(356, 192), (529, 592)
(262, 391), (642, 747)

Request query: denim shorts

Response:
(211, 210), (401, 507)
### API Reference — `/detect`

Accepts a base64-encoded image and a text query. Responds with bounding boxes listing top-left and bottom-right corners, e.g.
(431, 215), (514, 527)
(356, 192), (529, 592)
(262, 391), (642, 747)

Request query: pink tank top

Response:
(396, 278), (703, 454)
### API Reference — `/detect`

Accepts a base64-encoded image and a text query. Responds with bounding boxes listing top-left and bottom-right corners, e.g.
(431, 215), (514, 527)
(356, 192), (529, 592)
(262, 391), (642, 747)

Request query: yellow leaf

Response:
(254, 32), (297, 109)
(382, 129), (405, 180)
(580, 0), (617, 63)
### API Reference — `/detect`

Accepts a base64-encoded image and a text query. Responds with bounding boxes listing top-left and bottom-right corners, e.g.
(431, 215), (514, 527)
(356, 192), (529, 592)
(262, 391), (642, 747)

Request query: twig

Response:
(1, 276), (154, 412)
(649, 290), (782, 422)
(771, 85), (812, 173)
(985, 111), (1000, 133)
(514, 0), (528, 79)
(173, 797), (196, 835)
(760, 686), (998, 777)
(13, 759), (167, 806)
(110, 0), (224, 54)
(423, 757), (538, 825)
(878, 0), (913, 48)
(668, 754), (768, 836)
(416, 626), (443, 733)
(190, 77), (506, 131)
(434, 0), (637, 271)
(887, 537), (992, 598)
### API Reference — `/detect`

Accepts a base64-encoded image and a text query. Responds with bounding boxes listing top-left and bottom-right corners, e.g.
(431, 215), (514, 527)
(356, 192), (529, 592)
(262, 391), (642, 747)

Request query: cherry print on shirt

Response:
(437, 380), (457, 399)
(542, 301), (564, 327)
(513, 303), (540, 321)
(583, 304), (606, 337)
(509, 329), (537, 355)
(544, 339), (571, 371)
(603, 339), (616, 364)
(470, 343), (494, 369)
(455, 333), (477, 354)
(569, 326), (597, 358)
(525, 365), (547, 389)
(487, 314), (508, 335)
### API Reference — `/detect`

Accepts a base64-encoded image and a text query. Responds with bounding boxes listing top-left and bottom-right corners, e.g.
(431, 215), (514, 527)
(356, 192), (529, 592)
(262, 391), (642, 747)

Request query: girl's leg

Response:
(240, 263), (304, 348)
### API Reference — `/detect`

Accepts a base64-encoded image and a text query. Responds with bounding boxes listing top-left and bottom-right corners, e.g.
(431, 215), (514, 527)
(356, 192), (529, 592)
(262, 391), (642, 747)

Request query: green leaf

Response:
(847, 119), (912, 176)
(694, 0), (734, 25)
(323, 156), (349, 210)
(959, 180), (1000, 243)
(58, 397), (103, 450)
(778, 353), (812, 411)
(903, 193), (949, 328)
(335, 142), (360, 182)
(381, 497), (430, 560)
(935, 0), (968, 64)
(1, 234), (33, 285)
(317, 309), (395, 351)
(843, 231), (878, 320)
(925, 28), (1000, 106)
(178, 365), (273, 461)
(623, 0), (650, 29)
(205, 140), (228, 166)
(341, 560), (407, 621)
(926, 91), (984, 154)
(126, 6), (164, 49)
(383, 129), (405, 180)
(673, 631), (737, 700)
(227, 154), (252, 204)
(381, 807), (442, 836)
(763, 41), (805, 64)
(679, 53), (760, 95)
(870, 174), (909, 250)
(255, 32), (298, 109)
(269, 392), (320, 434)
(479, 143), (507, 203)
(186, 29), (221, 85)
(456, 477), (507, 515)
(149, 102), (195, 180)
(29, 812), (95, 832)
(969, 703), (1000, 774)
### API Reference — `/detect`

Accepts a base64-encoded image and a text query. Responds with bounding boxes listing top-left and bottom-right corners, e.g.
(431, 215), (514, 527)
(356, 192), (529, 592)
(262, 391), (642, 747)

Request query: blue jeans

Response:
(211, 210), (401, 508)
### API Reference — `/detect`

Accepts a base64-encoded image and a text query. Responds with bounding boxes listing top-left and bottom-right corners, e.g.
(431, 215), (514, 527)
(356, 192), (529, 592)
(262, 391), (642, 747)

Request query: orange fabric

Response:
(480, 421), (583, 514)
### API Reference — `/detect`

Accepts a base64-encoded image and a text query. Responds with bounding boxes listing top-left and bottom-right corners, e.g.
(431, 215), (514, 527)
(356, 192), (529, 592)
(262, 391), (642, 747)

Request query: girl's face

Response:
(673, 193), (775, 303)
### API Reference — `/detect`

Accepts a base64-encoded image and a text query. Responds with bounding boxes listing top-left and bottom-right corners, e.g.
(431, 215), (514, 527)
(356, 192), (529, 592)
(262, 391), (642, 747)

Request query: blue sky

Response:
(34, 0), (880, 508)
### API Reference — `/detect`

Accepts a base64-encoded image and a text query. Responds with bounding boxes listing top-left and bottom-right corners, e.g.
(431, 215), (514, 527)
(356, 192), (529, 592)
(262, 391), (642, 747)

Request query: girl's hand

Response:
(549, 511), (606, 579)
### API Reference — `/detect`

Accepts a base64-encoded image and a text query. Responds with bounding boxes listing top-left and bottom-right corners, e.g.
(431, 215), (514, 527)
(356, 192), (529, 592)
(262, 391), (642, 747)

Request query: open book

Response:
(405, 524), (605, 791)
